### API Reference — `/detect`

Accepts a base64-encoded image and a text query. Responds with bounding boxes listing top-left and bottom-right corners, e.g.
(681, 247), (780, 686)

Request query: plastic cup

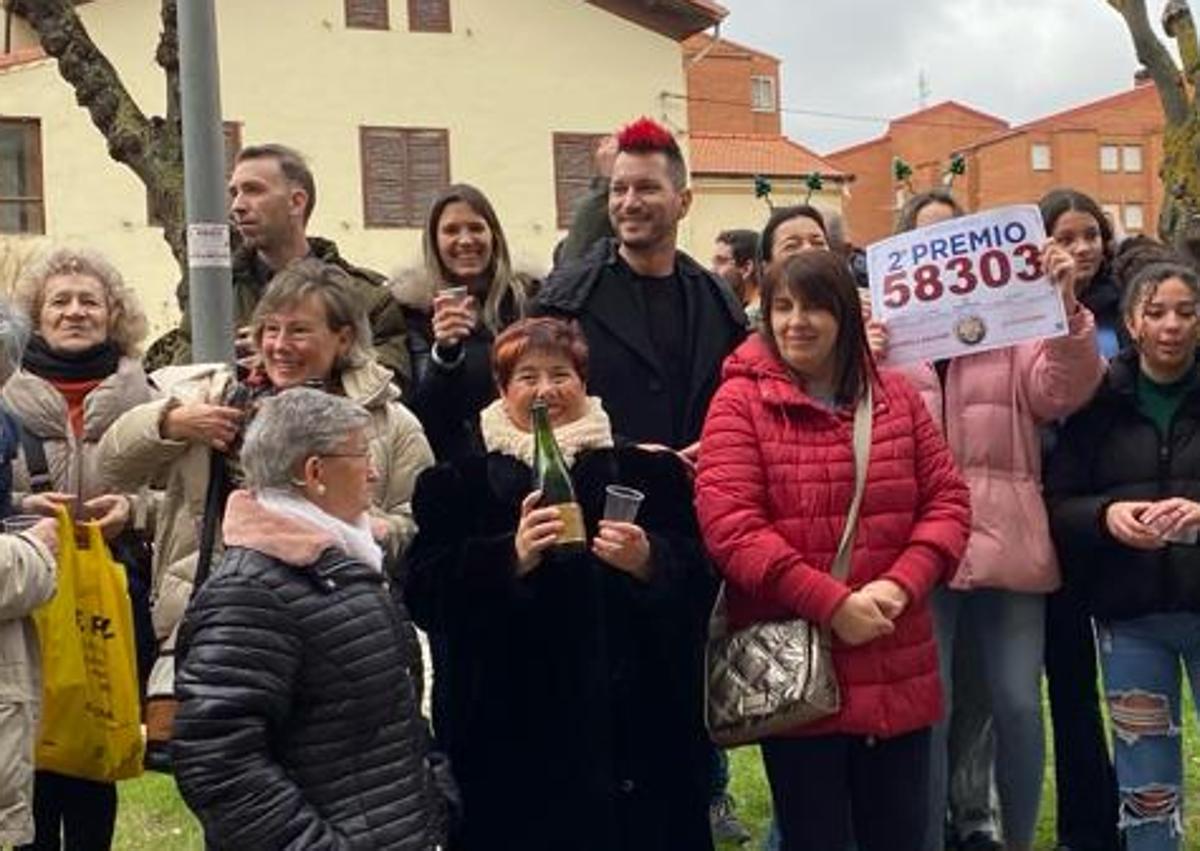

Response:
(603, 486), (645, 523)
(3, 514), (43, 534)
(440, 285), (469, 304)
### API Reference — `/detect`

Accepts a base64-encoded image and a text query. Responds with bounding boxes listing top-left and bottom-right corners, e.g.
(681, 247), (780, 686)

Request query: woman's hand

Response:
(829, 591), (895, 646)
(25, 517), (58, 557)
(20, 491), (73, 517)
(431, 293), (477, 348)
(83, 494), (131, 540)
(866, 319), (889, 359)
(1042, 240), (1079, 314)
(514, 490), (564, 576)
(592, 520), (651, 581)
(1137, 497), (1200, 542)
(1104, 501), (1164, 550)
(858, 578), (909, 620)
(162, 401), (244, 451)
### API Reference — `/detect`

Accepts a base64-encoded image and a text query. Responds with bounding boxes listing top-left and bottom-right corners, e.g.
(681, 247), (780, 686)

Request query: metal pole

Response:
(179, 0), (233, 364)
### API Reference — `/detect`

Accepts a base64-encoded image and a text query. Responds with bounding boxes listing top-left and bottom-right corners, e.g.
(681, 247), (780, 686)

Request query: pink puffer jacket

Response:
(888, 306), (1103, 592)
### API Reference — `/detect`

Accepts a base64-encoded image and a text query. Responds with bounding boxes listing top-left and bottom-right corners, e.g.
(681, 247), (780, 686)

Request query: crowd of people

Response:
(0, 114), (1197, 851)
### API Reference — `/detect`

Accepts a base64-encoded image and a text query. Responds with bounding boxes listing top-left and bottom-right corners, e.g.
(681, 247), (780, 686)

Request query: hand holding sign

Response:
(867, 205), (1069, 366)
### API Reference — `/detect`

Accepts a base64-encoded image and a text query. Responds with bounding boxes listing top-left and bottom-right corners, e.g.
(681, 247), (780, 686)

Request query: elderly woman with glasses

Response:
(171, 388), (442, 850)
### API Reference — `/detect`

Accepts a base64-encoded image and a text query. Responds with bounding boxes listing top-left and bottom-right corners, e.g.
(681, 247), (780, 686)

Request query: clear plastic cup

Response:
(3, 514), (44, 534)
(603, 486), (645, 523)
(440, 285), (469, 304)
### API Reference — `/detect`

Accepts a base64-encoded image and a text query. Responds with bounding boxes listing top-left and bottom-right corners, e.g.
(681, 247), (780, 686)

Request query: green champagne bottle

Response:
(530, 399), (587, 554)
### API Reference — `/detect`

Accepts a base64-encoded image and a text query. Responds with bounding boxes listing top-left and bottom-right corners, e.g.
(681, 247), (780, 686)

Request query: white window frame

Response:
(1099, 144), (1119, 173)
(1123, 202), (1145, 232)
(1101, 203), (1121, 230)
(1030, 143), (1052, 172)
(750, 76), (776, 113)
(1122, 145), (1143, 173)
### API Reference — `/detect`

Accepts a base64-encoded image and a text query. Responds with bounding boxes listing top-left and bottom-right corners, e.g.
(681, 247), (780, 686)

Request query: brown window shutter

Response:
(408, 0), (450, 32)
(553, 133), (605, 230)
(361, 127), (449, 228)
(0, 119), (45, 235)
(346, 0), (389, 29)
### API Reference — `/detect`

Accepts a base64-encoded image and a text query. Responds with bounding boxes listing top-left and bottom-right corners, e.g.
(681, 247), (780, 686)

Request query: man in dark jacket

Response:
(535, 118), (745, 454)
(164, 144), (411, 387)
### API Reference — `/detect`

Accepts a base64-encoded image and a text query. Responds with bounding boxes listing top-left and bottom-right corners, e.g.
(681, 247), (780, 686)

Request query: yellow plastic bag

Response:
(32, 506), (144, 782)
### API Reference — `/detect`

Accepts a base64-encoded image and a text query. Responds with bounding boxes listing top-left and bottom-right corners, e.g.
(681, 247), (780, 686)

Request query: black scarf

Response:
(22, 335), (121, 382)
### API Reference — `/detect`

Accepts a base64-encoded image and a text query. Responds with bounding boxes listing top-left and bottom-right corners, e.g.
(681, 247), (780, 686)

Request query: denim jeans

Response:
(709, 745), (729, 803)
(925, 587), (1046, 851)
(1097, 612), (1200, 851)
(947, 619), (999, 842)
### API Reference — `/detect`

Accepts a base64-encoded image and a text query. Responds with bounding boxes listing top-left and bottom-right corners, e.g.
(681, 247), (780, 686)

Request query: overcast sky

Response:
(718, 0), (1167, 155)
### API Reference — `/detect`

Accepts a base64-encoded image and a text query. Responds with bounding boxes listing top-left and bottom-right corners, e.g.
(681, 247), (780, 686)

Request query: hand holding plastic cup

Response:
(603, 485), (645, 523)
(438, 285), (470, 305)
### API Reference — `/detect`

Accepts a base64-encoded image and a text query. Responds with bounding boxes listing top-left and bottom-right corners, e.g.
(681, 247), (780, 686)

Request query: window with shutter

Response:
(346, 0), (389, 29)
(553, 133), (606, 230)
(408, 0), (451, 32)
(0, 118), (43, 235)
(360, 127), (450, 228)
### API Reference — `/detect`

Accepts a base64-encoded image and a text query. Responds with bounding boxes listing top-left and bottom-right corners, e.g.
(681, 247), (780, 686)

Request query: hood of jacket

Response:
(341, 358), (399, 409)
(2, 357), (154, 441)
(222, 489), (341, 568)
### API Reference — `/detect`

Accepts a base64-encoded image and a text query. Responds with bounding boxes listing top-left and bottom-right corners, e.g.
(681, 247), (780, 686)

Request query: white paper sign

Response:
(866, 205), (1067, 365)
(186, 223), (232, 270)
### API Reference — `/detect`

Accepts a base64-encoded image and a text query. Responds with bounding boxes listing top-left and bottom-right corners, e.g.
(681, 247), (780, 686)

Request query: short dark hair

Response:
(616, 117), (688, 190)
(236, 143), (317, 223)
(758, 250), (873, 404)
(896, 189), (963, 234)
(760, 205), (827, 264)
(717, 229), (759, 266)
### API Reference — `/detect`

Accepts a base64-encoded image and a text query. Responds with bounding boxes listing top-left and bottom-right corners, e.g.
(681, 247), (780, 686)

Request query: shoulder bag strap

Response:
(17, 421), (53, 494)
(828, 382), (873, 583)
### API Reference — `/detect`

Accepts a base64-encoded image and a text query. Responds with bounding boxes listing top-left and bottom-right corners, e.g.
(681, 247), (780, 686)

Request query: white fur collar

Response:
(479, 397), (613, 468)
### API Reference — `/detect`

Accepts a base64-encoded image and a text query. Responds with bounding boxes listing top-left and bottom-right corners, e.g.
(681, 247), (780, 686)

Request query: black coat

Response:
(407, 446), (716, 851)
(535, 240), (746, 448)
(1046, 349), (1200, 620)
(173, 545), (442, 850)
(403, 288), (526, 465)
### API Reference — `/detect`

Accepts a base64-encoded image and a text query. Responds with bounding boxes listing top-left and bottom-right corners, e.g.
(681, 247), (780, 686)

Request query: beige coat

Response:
(0, 532), (56, 846)
(2, 358), (157, 523)
(98, 359), (434, 642)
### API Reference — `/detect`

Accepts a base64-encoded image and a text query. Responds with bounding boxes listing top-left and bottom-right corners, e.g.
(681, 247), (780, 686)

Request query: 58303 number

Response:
(881, 243), (1043, 309)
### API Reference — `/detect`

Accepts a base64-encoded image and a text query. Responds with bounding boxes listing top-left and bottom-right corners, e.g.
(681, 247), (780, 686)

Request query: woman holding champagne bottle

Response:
(406, 316), (717, 851)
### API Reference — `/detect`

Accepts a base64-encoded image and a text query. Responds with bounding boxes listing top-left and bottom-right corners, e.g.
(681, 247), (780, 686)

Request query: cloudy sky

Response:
(718, 0), (1169, 155)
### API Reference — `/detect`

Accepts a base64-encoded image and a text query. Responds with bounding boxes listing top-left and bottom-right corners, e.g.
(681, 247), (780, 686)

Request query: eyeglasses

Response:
(317, 450), (370, 460)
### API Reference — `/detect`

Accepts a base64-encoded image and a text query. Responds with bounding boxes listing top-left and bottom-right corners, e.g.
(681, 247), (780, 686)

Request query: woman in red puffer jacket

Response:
(695, 250), (970, 851)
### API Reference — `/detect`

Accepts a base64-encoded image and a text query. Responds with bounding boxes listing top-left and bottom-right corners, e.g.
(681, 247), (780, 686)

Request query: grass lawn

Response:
(112, 691), (1200, 851)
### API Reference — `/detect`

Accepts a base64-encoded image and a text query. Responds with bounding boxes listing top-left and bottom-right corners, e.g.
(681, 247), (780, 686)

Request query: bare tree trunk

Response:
(10, 0), (185, 272)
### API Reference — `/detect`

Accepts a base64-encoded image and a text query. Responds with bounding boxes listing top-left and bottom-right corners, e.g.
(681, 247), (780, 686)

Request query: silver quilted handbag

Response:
(705, 387), (872, 747)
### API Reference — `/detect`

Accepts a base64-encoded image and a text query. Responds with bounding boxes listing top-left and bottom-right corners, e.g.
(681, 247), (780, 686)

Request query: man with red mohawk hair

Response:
(536, 117), (745, 453)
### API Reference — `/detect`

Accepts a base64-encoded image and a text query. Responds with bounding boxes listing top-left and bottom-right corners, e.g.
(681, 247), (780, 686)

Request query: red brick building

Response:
(827, 79), (1165, 245)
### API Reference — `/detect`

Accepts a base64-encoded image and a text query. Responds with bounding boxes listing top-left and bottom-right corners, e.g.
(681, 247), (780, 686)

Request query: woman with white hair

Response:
(172, 388), (442, 850)
(99, 258), (434, 769)
(0, 297), (60, 849)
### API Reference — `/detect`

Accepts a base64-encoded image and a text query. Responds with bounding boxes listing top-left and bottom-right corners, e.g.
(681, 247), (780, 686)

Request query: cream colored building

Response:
(0, 0), (724, 334)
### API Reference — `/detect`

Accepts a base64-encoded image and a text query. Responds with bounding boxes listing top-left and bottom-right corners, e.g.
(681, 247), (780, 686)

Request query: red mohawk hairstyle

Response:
(615, 117), (688, 189)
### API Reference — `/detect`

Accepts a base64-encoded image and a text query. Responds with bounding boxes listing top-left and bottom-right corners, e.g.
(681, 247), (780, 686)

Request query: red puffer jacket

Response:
(696, 336), (971, 738)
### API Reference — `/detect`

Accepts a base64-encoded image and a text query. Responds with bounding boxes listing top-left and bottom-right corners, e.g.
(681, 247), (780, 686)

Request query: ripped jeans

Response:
(1097, 613), (1200, 850)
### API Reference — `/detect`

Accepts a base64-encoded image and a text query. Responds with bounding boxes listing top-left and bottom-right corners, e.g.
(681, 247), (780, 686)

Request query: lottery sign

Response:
(866, 205), (1068, 365)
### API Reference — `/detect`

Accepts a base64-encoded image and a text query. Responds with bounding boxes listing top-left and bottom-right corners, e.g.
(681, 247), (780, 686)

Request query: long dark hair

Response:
(1038, 188), (1114, 285)
(759, 251), (874, 404)
(423, 183), (526, 333)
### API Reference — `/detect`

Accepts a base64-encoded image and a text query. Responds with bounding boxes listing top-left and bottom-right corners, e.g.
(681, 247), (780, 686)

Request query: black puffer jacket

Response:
(1046, 349), (1200, 620)
(173, 492), (442, 850)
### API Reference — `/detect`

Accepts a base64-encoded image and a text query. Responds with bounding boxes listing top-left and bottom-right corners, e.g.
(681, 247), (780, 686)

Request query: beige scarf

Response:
(480, 396), (614, 468)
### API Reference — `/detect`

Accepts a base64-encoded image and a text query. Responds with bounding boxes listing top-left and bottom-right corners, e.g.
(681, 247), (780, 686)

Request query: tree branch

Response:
(1107, 0), (1190, 123)
(158, 0), (179, 127)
